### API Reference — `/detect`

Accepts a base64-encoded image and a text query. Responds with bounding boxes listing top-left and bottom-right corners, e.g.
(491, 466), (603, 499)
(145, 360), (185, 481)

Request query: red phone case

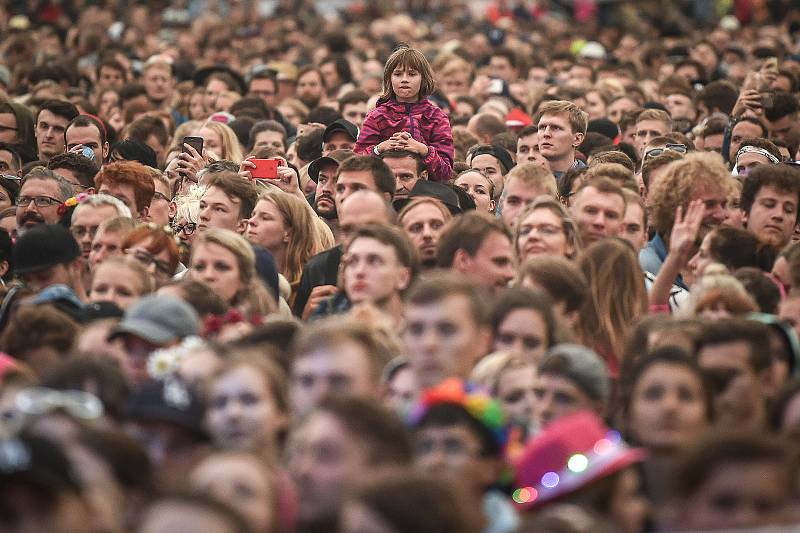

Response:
(250, 159), (279, 179)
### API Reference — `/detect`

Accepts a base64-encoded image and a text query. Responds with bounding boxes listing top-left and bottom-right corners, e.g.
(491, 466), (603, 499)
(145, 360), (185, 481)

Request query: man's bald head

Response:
(339, 190), (396, 240)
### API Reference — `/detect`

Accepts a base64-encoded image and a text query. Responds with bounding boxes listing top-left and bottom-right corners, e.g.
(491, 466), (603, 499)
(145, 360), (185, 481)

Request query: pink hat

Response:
(513, 410), (645, 511)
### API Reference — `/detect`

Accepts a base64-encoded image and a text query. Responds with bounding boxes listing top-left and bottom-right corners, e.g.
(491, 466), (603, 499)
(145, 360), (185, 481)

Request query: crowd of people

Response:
(1, 0), (800, 532)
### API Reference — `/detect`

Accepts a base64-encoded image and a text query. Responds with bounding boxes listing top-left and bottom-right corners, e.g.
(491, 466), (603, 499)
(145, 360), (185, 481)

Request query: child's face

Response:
(391, 63), (422, 102)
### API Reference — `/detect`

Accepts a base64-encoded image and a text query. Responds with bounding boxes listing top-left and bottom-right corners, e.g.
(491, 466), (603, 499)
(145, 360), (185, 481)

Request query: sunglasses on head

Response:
(645, 143), (688, 160)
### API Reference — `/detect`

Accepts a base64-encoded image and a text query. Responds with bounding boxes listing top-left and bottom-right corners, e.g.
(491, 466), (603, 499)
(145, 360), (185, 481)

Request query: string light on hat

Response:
(512, 421), (643, 507)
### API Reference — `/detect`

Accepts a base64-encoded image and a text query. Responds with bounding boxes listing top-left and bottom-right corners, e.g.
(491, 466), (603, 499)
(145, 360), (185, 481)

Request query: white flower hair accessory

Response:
(146, 336), (207, 380)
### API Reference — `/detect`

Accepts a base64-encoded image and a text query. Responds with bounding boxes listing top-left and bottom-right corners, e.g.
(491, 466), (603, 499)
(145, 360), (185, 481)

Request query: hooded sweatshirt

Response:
(355, 97), (454, 182)
(0, 102), (36, 163)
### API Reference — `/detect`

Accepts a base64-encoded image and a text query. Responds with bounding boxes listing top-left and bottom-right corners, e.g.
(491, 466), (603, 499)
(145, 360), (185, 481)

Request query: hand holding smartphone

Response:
(182, 136), (204, 155)
(248, 158), (280, 179)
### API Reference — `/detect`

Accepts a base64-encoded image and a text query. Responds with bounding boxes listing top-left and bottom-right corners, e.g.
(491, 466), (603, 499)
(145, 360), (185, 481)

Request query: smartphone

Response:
(487, 78), (504, 95)
(80, 146), (95, 161)
(182, 136), (204, 155)
(250, 158), (280, 179)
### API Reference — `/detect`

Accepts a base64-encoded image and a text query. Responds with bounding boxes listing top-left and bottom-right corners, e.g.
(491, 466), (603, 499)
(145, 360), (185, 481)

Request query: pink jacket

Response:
(355, 97), (454, 182)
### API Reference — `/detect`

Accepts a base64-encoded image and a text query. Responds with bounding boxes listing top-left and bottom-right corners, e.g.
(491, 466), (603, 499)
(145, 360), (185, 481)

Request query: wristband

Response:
(373, 145), (381, 156)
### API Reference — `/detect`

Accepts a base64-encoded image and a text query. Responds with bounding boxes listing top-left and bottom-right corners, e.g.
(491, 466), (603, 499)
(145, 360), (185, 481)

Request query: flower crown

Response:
(410, 378), (507, 442)
(147, 336), (207, 380)
(202, 308), (264, 337)
(57, 192), (93, 216)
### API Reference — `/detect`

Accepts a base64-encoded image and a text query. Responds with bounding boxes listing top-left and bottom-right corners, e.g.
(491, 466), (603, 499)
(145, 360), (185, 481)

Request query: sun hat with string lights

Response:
(512, 410), (645, 510)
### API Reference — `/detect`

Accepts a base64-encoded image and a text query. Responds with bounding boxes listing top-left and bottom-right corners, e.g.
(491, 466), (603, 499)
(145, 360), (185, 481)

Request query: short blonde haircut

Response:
(636, 108), (672, 129)
(504, 163), (557, 198)
(583, 162), (636, 189)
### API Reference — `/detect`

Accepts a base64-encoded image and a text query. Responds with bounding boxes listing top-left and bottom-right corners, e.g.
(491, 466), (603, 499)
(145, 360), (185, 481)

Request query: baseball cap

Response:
(193, 64), (246, 95)
(307, 149), (353, 182)
(124, 378), (207, 440)
(109, 294), (200, 345)
(393, 180), (463, 214)
(322, 119), (359, 143)
(578, 41), (606, 59)
(469, 144), (515, 174)
(537, 344), (610, 403)
(13, 224), (80, 275)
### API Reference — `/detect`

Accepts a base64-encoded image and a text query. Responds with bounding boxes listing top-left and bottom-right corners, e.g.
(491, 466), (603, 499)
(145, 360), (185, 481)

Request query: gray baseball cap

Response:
(537, 344), (610, 403)
(109, 295), (199, 345)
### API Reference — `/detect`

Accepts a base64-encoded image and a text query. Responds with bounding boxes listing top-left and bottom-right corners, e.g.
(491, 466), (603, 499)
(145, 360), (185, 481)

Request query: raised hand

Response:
(669, 199), (705, 262)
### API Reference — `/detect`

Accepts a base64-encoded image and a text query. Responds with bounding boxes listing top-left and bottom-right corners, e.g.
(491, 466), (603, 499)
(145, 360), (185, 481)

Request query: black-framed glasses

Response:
(15, 195), (62, 207)
(173, 222), (197, 236)
(125, 248), (173, 277)
(645, 143), (688, 160)
(153, 191), (170, 203)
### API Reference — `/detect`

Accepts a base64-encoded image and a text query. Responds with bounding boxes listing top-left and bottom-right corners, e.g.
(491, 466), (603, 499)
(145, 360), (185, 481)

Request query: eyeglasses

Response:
(173, 222), (197, 235)
(644, 143), (688, 160)
(153, 191), (170, 203)
(70, 225), (99, 240)
(0, 174), (21, 181)
(15, 387), (104, 420)
(518, 223), (563, 237)
(15, 195), (62, 207)
(126, 248), (174, 277)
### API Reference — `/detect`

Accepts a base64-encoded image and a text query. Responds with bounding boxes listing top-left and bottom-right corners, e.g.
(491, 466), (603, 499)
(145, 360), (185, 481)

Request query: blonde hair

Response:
(380, 46), (436, 101)
(684, 273), (758, 318)
(583, 162), (635, 186)
(397, 197), (453, 227)
(173, 186), (205, 224)
(648, 152), (732, 238)
(196, 121), (243, 163)
(168, 120), (201, 155)
(504, 163), (558, 197)
(258, 192), (318, 286)
(92, 255), (155, 296)
(192, 228), (276, 316)
(432, 52), (473, 81)
(470, 351), (533, 396)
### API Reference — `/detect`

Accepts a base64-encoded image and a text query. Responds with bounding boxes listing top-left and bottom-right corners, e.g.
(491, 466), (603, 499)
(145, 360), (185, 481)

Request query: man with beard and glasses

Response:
(15, 167), (73, 234)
